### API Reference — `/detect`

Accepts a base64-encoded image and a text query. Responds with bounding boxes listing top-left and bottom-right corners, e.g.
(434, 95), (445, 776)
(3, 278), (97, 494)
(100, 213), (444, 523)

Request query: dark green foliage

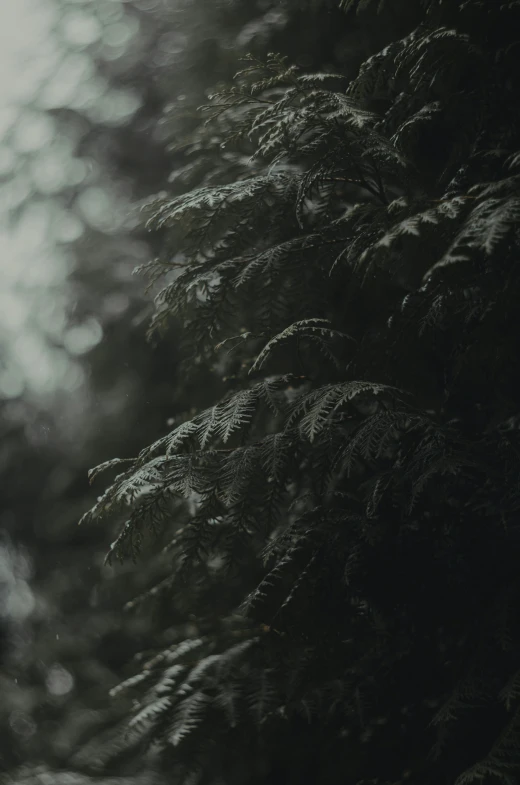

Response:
(84, 1), (520, 783)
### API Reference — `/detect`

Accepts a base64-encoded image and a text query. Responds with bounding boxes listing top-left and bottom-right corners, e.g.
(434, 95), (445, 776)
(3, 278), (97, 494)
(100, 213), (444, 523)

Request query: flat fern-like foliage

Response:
(82, 2), (520, 783)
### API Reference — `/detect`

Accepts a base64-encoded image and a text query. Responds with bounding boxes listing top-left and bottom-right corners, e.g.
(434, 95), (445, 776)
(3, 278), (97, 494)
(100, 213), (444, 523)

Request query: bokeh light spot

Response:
(61, 10), (102, 48)
(64, 318), (103, 356)
(45, 664), (75, 696)
(76, 185), (125, 232)
(103, 18), (139, 49)
(39, 52), (94, 109)
(12, 111), (55, 154)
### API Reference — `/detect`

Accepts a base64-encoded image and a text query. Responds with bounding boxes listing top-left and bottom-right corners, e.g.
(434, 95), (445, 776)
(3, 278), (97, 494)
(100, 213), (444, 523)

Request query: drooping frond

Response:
(250, 318), (354, 373)
(288, 381), (402, 441)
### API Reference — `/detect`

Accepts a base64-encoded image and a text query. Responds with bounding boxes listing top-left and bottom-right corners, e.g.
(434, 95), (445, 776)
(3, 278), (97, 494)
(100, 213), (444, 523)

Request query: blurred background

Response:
(0, 1), (180, 779)
(0, 0), (365, 780)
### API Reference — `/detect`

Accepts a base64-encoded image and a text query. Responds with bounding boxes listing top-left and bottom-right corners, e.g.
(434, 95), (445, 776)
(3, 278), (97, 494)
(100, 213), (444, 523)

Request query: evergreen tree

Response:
(82, 1), (520, 783)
